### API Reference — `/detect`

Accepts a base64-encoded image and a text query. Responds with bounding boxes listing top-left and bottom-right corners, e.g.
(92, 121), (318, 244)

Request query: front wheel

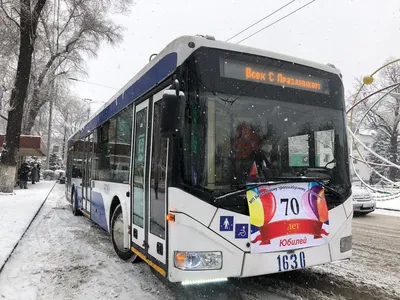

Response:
(111, 204), (138, 262)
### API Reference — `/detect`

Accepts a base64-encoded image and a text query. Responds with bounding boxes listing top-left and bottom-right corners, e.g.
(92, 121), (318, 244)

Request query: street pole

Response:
(84, 98), (92, 120)
(46, 78), (56, 170)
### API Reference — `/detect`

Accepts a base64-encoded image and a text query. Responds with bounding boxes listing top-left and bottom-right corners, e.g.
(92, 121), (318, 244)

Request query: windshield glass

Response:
(181, 48), (351, 199)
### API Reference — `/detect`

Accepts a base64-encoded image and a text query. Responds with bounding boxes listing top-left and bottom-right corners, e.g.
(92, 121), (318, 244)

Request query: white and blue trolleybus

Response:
(66, 35), (353, 285)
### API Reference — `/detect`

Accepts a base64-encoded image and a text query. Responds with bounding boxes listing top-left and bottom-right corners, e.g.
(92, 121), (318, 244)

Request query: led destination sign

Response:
(220, 58), (330, 94)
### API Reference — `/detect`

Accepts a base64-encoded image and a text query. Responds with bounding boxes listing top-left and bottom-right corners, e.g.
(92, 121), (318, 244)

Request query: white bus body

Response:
(66, 35), (352, 284)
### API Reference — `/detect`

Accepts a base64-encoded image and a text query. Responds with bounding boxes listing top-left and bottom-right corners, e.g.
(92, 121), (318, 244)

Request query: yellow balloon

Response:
(247, 189), (264, 227)
(363, 76), (374, 85)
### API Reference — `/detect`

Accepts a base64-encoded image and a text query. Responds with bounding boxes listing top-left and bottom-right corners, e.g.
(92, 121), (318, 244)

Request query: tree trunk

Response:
(62, 111), (69, 161)
(0, 0), (34, 193)
(388, 133), (398, 181)
(22, 87), (41, 134)
(23, 54), (57, 134)
(0, 0), (48, 193)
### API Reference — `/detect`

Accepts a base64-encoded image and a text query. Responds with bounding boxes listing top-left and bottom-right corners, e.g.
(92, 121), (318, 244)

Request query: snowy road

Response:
(0, 185), (399, 300)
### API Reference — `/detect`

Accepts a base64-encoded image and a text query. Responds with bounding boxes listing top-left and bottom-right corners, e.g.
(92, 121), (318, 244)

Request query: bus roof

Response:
(68, 35), (341, 144)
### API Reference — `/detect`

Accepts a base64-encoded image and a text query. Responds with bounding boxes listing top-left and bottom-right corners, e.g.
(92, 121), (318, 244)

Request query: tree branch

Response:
(39, 13), (54, 54)
(0, 0), (20, 28)
(31, 0), (48, 39)
(56, 3), (80, 49)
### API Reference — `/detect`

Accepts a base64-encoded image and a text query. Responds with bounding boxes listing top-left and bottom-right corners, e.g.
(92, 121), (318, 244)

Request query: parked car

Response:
(352, 185), (376, 215)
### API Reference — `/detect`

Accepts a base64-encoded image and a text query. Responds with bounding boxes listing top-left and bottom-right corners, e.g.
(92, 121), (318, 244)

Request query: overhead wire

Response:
(236, 0), (316, 44)
(225, 0), (297, 42)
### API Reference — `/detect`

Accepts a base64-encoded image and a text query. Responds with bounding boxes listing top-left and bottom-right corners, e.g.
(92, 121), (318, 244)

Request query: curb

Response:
(376, 208), (400, 212)
(0, 182), (57, 273)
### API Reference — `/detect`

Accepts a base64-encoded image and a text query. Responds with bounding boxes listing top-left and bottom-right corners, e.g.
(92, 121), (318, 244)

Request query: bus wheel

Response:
(72, 190), (82, 216)
(111, 204), (138, 262)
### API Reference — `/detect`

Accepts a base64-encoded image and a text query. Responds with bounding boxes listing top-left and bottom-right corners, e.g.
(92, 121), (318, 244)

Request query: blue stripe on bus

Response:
(74, 185), (108, 232)
(68, 52), (178, 145)
(91, 191), (108, 232)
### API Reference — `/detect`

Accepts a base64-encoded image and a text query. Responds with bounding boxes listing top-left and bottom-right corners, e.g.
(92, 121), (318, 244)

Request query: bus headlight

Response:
(340, 235), (352, 253)
(174, 251), (222, 270)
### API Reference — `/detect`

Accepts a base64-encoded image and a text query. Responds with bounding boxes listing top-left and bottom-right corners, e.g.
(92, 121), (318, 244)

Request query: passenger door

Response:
(131, 100), (149, 254)
(83, 133), (93, 214)
(147, 92), (168, 265)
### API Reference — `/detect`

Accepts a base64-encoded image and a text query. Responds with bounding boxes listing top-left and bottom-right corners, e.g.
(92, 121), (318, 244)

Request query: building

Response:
(0, 135), (47, 181)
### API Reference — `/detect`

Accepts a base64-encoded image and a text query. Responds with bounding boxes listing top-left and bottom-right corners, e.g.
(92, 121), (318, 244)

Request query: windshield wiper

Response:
(213, 176), (345, 203)
(213, 179), (293, 202)
(272, 176), (345, 200)
(296, 168), (332, 179)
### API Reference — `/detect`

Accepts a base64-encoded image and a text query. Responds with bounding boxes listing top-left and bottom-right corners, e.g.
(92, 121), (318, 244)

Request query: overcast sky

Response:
(70, 0), (400, 113)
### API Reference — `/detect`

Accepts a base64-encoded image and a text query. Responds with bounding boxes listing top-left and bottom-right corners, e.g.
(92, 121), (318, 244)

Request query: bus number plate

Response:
(277, 252), (306, 272)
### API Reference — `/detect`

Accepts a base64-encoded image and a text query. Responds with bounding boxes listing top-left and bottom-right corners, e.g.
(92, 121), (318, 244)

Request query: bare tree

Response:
(351, 59), (400, 180)
(52, 90), (88, 161)
(0, 1), (19, 133)
(0, 0), (48, 193)
(22, 0), (133, 134)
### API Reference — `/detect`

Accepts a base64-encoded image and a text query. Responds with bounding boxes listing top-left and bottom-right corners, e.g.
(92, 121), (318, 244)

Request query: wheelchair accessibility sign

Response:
(235, 224), (249, 239)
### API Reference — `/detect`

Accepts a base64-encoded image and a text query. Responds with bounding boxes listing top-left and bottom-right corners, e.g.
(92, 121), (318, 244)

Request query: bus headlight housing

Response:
(174, 251), (222, 270)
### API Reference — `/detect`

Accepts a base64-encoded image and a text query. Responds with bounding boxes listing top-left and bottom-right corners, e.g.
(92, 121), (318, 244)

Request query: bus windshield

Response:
(181, 48), (351, 201)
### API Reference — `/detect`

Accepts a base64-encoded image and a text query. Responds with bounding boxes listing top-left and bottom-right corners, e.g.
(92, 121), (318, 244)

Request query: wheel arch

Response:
(109, 195), (130, 249)
(110, 196), (121, 228)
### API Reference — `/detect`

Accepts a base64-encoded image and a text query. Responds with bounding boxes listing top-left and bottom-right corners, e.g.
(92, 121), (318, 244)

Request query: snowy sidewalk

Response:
(376, 198), (400, 211)
(0, 181), (56, 271)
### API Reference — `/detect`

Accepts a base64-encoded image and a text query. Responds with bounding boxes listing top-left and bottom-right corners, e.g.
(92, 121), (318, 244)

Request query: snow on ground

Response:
(372, 209), (400, 217)
(0, 184), (288, 300)
(375, 198), (400, 211)
(0, 181), (55, 270)
(1, 184), (399, 300)
(311, 213), (400, 300)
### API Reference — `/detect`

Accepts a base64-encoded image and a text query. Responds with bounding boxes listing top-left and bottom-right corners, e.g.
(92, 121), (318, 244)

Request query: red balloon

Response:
(258, 186), (276, 224)
(317, 190), (329, 223)
(308, 186), (321, 220)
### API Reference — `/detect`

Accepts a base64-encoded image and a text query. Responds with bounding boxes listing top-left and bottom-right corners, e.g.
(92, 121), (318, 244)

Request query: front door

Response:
(147, 92), (168, 265)
(131, 100), (149, 253)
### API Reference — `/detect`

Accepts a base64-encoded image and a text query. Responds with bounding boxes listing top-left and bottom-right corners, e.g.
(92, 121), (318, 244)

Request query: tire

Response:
(111, 204), (138, 262)
(72, 189), (82, 216)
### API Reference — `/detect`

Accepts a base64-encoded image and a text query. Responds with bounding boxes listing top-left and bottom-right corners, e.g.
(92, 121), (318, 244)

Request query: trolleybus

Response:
(66, 35), (353, 284)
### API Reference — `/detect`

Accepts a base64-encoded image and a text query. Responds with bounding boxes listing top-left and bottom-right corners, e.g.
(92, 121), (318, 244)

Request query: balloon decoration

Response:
(301, 183), (329, 224)
(247, 186), (276, 228)
(258, 186), (277, 224)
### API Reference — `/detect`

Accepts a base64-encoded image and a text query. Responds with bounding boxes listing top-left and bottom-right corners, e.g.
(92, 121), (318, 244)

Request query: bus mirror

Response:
(160, 90), (185, 139)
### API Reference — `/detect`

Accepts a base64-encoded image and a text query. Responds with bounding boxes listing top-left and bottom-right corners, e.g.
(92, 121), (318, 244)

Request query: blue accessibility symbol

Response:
(220, 216), (234, 231)
(235, 224), (249, 239)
